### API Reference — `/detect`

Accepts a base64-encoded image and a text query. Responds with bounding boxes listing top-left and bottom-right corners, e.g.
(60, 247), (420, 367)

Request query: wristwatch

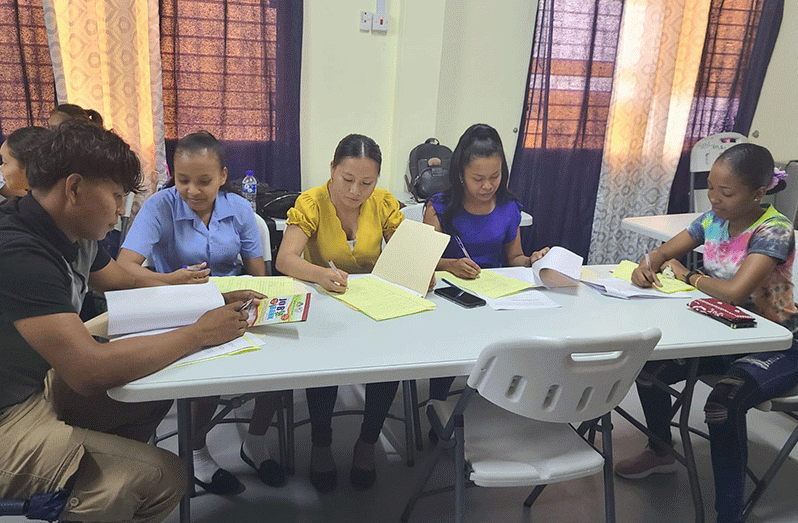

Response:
(684, 270), (703, 285)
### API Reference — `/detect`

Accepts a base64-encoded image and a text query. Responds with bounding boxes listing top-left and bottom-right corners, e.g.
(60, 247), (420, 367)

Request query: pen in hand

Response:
(328, 260), (345, 286)
(455, 236), (472, 261)
(645, 250), (651, 271)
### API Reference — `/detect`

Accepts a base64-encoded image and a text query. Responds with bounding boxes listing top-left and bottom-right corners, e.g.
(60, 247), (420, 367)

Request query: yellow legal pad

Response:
(210, 276), (304, 297)
(612, 260), (695, 294)
(437, 270), (534, 299)
(331, 276), (436, 321)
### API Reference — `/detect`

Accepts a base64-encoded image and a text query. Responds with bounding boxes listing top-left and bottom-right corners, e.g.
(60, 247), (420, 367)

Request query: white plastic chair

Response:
(401, 328), (662, 523)
(253, 213), (273, 275)
(689, 132), (748, 213)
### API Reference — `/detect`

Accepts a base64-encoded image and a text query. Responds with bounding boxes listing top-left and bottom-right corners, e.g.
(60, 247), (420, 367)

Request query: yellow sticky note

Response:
(437, 270), (534, 299)
(612, 260), (694, 294)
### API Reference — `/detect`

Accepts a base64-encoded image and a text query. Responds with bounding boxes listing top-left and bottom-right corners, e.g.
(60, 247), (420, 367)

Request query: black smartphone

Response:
(434, 285), (486, 308)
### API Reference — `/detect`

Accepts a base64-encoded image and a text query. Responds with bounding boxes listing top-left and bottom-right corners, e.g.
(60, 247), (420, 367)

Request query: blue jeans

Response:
(637, 350), (798, 523)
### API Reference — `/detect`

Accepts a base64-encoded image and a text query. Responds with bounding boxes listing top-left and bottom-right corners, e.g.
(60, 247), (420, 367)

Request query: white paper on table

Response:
(531, 246), (583, 288)
(106, 282), (225, 335)
(486, 289), (561, 310)
(581, 278), (690, 299)
(488, 266), (539, 285)
(115, 328), (261, 368)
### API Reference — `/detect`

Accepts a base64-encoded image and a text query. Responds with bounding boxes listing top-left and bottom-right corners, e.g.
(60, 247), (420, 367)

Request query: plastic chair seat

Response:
(455, 396), (604, 487)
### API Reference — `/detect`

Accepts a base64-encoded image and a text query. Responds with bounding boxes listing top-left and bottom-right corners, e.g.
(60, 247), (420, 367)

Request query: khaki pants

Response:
(0, 372), (186, 522)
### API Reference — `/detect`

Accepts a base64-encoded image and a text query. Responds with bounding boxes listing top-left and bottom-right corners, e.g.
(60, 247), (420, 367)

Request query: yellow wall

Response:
(300, 0), (795, 194)
(749, 2), (798, 164)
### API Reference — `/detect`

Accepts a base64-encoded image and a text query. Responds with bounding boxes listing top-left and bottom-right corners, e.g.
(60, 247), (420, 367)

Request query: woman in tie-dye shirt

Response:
(615, 143), (798, 523)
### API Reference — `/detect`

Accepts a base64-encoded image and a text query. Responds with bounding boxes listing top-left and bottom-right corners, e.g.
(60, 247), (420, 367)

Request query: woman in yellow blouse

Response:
(276, 134), (403, 493)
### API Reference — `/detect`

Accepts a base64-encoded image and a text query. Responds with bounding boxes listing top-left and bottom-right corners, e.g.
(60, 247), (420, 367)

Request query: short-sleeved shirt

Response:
(687, 205), (798, 327)
(0, 195), (111, 411)
(285, 183), (404, 274)
(121, 187), (262, 277)
(429, 192), (522, 269)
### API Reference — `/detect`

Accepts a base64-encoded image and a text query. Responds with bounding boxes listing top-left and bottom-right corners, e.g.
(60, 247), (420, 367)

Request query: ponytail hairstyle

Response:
(440, 123), (514, 235)
(167, 130), (240, 194)
(50, 103), (104, 128)
(332, 134), (382, 172)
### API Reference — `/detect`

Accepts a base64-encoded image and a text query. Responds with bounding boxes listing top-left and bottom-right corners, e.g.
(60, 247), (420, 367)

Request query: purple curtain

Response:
(508, 0), (623, 259)
(668, 0), (784, 213)
(0, 0), (56, 140)
(160, 0), (302, 190)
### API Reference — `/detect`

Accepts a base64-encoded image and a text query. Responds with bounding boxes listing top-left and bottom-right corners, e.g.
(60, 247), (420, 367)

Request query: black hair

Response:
(51, 103), (104, 127)
(332, 134), (382, 171)
(716, 143), (777, 194)
(26, 119), (142, 193)
(440, 123), (515, 234)
(166, 130), (238, 194)
(4, 126), (51, 169)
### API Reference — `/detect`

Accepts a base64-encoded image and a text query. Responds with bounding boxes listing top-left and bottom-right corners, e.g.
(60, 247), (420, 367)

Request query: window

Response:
(160, 0), (278, 142)
(0, 0), (56, 135)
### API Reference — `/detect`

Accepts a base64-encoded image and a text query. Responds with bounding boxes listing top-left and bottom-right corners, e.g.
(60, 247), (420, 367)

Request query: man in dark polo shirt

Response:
(0, 121), (252, 522)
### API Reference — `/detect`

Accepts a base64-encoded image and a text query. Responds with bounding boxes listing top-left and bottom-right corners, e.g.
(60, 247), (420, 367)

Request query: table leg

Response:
(680, 359), (704, 523)
(177, 398), (193, 523)
(402, 380), (415, 467)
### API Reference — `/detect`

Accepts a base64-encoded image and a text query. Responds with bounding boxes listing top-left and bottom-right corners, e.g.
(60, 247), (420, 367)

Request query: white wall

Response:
(749, 2), (798, 164)
(300, 0), (537, 194)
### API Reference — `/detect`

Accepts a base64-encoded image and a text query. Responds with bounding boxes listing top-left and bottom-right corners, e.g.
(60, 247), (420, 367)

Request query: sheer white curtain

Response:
(588, 0), (712, 264)
(42, 0), (167, 205)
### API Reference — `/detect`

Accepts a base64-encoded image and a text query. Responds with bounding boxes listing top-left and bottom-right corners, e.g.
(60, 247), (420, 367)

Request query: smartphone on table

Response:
(434, 285), (486, 308)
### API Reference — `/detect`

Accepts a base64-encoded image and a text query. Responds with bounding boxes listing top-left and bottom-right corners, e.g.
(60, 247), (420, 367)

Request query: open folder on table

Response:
(612, 260), (695, 293)
(105, 282), (264, 367)
(580, 260), (692, 299)
(438, 246), (584, 299)
(330, 219), (449, 321)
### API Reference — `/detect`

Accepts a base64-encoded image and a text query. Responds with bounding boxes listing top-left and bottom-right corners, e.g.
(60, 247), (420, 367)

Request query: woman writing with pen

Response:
(275, 134), (403, 493)
(423, 123), (549, 280)
(423, 124), (548, 402)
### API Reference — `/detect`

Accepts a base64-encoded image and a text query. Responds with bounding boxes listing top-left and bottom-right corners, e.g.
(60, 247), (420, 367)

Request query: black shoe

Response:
(350, 464), (376, 491)
(240, 444), (287, 488)
(309, 465), (337, 493)
(194, 468), (245, 495)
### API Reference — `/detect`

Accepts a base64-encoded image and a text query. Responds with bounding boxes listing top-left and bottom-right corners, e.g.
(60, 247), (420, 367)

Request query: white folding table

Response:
(109, 271), (791, 523)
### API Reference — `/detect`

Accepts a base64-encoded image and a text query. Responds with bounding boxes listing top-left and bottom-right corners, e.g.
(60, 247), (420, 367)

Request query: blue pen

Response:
(454, 236), (472, 260)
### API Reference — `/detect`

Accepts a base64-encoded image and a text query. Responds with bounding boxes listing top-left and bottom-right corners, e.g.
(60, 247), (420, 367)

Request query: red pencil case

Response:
(687, 298), (757, 329)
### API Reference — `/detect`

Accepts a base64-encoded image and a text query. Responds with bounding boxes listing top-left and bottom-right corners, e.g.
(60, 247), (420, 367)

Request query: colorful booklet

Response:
(247, 292), (311, 326)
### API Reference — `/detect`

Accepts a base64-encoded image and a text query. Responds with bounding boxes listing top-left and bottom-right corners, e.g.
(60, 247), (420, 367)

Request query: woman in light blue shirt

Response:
(119, 131), (285, 494)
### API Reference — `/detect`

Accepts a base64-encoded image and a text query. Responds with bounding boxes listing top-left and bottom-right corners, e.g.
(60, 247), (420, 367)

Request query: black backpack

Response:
(405, 138), (452, 202)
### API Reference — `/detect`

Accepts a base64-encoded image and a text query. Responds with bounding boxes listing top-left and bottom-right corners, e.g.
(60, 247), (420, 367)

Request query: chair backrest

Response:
(253, 213), (272, 263)
(467, 328), (661, 424)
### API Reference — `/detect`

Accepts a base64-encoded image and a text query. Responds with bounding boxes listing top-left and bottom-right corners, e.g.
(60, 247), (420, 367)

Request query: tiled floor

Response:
(8, 381), (798, 522)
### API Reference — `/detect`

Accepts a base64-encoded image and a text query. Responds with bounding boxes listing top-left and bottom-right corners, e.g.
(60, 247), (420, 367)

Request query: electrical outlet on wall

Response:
(360, 11), (372, 31)
(372, 12), (388, 32)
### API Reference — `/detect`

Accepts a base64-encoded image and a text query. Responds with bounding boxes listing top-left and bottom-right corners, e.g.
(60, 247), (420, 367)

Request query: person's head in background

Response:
(328, 133), (382, 211)
(709, 143), (775, 224)
(442, 124), (513, 228)
(26, 119), (141, 240)
(165, 130), (236, 219)
(0, 126), (51, 194)
(48, 103), (104, 130)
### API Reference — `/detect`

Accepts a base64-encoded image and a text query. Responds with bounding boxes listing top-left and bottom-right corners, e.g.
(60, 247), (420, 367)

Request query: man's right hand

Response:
(191, 302), (249, 348)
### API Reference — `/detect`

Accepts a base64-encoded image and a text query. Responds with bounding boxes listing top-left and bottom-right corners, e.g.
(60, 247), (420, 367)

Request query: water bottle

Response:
(242, 170), (257, 212)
